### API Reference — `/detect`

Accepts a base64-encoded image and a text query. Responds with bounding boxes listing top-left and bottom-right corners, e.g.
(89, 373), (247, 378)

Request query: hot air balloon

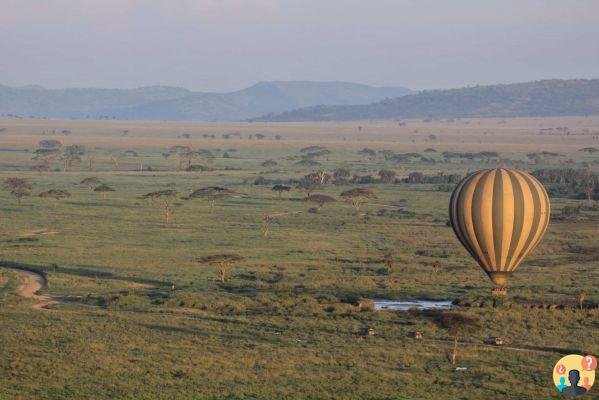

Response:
(449, 168), (550, 295)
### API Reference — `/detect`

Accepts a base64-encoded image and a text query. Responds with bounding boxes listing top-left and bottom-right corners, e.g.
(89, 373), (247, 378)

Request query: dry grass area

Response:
(0, 117), (597, 399)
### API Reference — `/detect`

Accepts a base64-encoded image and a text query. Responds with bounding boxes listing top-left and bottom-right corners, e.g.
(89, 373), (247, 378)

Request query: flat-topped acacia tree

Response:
(61, 145), (85, 171)
(39, 189), (71, 207)
(195, 254), (243, 283)
(186, 186), (238, 212)
(340, 188), (377, 212)
(261, 160), (278, 170)
(94, 184), (115, 200)
(271, 184), (290, 199)
(434, 313), (481, 365)
(106, 149), (122, 170)
(38, 139), (63, 150)
(141, 189), (180, 224)
(80, 177), (102, 191)
(32, 148), (61, 168)
(304, 194), (336, 212)
(296, 171), (328, 196)
(3, 177), (32, 205)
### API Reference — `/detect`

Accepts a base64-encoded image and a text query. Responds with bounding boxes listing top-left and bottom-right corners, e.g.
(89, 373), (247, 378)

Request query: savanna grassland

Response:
(0, 117), (598, 400)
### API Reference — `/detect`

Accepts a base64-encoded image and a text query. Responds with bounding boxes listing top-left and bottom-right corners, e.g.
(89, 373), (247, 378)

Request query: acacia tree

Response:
(107, 150), (121, 170)
(272, 184), (290, 199)
(124, 150), (144, 171)
(340, 188), (377, 212)
(195, 254), (243, 283)
(296, 178), (319, 197)
(333, 168), (351, 184)
(261, 160), (278, 170)
(304, 194), (336, 212)
(32, 148), (61, 168)
(359, 148), (377, 161)
(30, 164), (50, 174)
(3, 177), (32, 205)
(87, 150), (97, 171)
(94, 184), (115, 200)
(38, 139), (62, 150)
(384, 252), (393, 274)
(261, 211), (302, 238)
(434, 313), (481, 365)
(80, 177), (102, 191)
(39, 189), (71, 207)
(62, 145), (85, 171)
(34, 140), (62, 169)
(141, 189), (180, 224)
(186, 186), (238, 212)
(579, 292), (586, 313)
(378, 169), (397, 184)
(306, 171), (330, 185)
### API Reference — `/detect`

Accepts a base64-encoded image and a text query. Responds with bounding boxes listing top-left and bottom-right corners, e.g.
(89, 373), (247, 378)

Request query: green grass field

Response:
(0, 118), (598, 399)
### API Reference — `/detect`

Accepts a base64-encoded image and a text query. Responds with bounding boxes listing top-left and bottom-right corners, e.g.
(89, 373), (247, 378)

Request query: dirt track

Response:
(12, 269), (61, 309)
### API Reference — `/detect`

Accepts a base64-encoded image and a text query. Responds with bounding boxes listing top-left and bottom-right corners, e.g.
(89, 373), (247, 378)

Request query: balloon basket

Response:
(492, 287), (508, 296)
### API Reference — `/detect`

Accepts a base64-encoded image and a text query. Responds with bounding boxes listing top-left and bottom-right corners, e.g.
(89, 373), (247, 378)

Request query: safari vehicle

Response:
(359, 327), (376, 337)
(406, 331), (423, 340)
(483, 337), (504, 346)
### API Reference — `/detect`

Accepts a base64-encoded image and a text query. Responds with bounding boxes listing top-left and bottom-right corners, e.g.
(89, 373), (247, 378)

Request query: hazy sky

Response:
(1, 0), (598, 92)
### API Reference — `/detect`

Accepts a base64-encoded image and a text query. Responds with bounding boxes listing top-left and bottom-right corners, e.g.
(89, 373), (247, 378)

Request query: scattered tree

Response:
(30, 164), (50, 174)
(384, 252), (393, 274)
(261, 160), (278, 169)
(38, 139), (62, 149)
(195, 254), (243, 283)
(340, 188), (377, 212)
(296, 172), (329, 196)
(94, 184), (115, 200)
(272, 184), (291, 199)
(186, 186), (238, 212)
(39, 189), (71, 207)
(333, 168), (351, 184)
(359, 148), (377, 160)
(32, 148), (61, 167)
(304, 194), (336, 212)
(61, 145), (85, 171)
(434, 313), (481, 365)
(378, 169), (397, 184)
(141, 189), (180, 224)
(107, 150), (121, 170)
(3, 177), (32, 205)
(80, 177), (102, 191)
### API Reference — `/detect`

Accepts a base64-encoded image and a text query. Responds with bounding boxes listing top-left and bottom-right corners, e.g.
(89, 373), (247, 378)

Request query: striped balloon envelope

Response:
(449, 168), (550, 290)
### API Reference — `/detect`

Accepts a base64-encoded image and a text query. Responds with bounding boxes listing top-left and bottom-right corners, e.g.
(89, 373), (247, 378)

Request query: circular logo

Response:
(553, 354), (596, 396)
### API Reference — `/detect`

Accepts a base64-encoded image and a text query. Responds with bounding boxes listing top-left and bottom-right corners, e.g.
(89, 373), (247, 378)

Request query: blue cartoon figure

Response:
(556, 377), (567, 392)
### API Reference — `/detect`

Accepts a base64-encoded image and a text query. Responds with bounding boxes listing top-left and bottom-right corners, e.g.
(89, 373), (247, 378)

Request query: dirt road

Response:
(12, 268), (61, 309)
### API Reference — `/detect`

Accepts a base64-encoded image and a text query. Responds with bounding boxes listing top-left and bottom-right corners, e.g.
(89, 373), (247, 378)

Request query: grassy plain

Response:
(0, 117), (598, 399)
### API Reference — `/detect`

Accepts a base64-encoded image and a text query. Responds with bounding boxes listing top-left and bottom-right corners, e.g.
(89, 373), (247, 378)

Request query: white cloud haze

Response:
(1, 0), (598, 91)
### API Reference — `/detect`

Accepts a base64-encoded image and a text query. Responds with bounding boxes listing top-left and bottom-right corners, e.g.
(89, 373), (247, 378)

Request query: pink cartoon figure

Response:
(582, 376), (591, 391)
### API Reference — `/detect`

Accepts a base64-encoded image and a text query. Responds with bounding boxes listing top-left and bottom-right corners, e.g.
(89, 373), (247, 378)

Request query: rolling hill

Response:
(252, 79), (599, 121)
(0, 81), (412, 121)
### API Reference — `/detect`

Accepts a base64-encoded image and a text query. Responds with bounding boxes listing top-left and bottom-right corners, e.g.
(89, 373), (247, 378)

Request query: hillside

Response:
(252, 79), (599, 121)
(0, 81), (411, 121)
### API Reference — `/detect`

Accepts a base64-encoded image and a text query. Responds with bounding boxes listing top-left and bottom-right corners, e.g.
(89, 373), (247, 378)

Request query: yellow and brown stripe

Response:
(449, 168), (550, 285)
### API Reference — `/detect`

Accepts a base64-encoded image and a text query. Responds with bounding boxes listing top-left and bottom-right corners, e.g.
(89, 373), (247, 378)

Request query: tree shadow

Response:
(139, 323), (283, 343)
(64, 201), (137, 208)
(0, 261), (173, 288)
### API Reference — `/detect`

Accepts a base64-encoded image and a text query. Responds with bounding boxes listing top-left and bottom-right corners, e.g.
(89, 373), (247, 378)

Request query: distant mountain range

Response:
(252, 79), (599, 121)
(0, 81), (412, 121)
